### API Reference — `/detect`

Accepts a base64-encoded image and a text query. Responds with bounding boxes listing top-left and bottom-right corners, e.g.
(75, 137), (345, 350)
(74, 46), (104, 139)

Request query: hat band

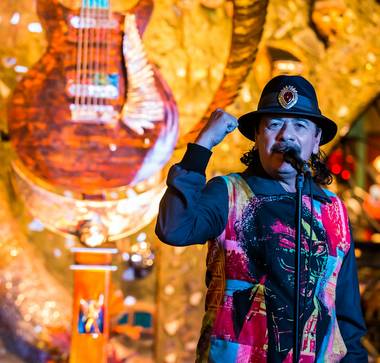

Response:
(259, 93), (320, 114)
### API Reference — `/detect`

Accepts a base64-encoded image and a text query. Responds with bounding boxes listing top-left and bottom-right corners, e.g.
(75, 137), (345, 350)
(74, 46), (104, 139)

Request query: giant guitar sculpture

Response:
(8, 0), (178, 193)
(7, 2), (178, 361)
(2, 0), (269, 360)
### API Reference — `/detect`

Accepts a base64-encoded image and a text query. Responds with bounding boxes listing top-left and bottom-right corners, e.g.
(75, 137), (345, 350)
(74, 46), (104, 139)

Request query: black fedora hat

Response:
(238, 75), (337, 145)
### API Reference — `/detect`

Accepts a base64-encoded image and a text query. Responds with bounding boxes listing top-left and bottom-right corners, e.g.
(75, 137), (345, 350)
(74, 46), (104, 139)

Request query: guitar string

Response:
(94, 0), (101, 115)
(75, 0), (85, 114)
(106, 0), (111, 117)
(100, 0), (107, 115)
(88, 0), (94, 110)
(97, 0), (105, 117)
(81, 0), (90, 110)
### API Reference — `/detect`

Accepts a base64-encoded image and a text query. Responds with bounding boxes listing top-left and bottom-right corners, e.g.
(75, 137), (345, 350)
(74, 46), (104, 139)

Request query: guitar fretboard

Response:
(70, 0), (117, 123)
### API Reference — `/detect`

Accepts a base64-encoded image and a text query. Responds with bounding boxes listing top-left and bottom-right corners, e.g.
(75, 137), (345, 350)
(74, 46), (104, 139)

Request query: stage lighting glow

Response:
(27, 22), (42, 33)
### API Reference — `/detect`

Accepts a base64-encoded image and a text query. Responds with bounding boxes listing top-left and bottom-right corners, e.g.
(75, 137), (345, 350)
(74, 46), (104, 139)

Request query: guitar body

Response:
(8, 0), (177, 193)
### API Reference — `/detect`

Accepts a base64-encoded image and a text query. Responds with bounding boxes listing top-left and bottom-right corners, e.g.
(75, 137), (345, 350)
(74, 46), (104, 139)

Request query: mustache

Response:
(271, 142), (301, 154)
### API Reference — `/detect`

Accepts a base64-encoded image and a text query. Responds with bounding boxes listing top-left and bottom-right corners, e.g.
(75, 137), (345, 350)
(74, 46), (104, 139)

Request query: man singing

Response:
(155, 75), (367, 362)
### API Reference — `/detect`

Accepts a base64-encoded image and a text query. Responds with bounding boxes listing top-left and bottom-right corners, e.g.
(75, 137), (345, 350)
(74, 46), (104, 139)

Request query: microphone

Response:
(283, 145), (311, 174)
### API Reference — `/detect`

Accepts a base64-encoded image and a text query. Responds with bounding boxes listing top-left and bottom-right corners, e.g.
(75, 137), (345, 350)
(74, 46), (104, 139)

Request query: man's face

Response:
(255, 115), (322, 179)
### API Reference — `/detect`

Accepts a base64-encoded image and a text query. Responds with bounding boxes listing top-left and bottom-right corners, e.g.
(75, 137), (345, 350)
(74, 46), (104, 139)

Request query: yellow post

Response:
(69, 247), (118, 363)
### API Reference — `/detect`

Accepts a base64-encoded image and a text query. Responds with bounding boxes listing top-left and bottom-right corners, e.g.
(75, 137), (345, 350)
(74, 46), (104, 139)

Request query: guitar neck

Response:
(69, 0), (123, 123)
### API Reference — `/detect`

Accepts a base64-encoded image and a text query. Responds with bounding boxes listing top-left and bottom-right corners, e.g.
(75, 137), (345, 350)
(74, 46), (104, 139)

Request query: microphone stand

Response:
(293, 170), (304, 363)
(283, 149), (310, 363)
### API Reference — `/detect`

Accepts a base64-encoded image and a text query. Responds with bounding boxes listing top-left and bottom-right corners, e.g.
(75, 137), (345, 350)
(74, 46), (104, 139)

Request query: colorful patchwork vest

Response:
(196, 174), (350, 362)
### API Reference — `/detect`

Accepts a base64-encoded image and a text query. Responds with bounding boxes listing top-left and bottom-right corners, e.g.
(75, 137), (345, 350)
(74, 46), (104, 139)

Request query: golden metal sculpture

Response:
(12, 159), (165, 242)
(0, 180), (72, 360)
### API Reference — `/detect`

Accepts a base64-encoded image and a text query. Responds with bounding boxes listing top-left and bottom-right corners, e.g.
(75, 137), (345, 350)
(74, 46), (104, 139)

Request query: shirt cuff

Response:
(179, 143), (212, 175)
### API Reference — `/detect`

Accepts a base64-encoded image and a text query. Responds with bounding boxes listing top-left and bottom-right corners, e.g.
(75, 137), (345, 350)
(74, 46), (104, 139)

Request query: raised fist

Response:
(195, 109), (238, 150)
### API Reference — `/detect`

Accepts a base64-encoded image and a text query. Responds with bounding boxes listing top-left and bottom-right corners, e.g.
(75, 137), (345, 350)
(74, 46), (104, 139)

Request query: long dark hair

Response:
(240, 148), (333, 185)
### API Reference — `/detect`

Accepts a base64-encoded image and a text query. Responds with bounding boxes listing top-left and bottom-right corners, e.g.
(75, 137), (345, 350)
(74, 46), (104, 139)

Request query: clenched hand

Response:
(195, 109), (238, 150)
